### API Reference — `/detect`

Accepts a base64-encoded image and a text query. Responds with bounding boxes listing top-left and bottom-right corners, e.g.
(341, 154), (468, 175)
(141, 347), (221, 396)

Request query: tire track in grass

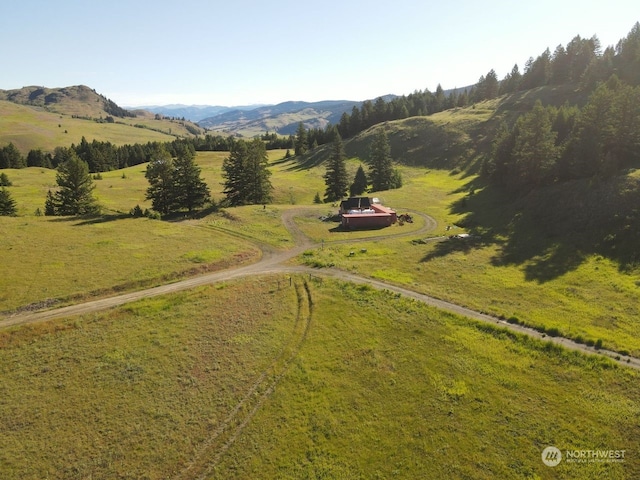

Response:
(174, 278), (313, 480)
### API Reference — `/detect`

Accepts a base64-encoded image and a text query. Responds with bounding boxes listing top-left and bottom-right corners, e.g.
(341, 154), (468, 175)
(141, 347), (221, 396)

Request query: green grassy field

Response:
(0, 276), (300, 479)
(296, 166), (640, 356)
(0, 100), (192, 153)
(1, 276), (638, 479)
(3, 150), (640, 358)
(0, 214), (258, 312)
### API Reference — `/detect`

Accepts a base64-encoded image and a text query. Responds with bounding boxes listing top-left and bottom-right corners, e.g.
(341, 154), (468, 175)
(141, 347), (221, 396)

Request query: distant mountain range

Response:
(132, 104), (267, 123)
(197, 99), (369, 137)
(137, 99), (370, 137)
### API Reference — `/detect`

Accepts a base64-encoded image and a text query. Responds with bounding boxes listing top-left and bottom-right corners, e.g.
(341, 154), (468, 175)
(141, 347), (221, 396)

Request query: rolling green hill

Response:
(0, 85), (204, 153)
(299, 84), (590, 172)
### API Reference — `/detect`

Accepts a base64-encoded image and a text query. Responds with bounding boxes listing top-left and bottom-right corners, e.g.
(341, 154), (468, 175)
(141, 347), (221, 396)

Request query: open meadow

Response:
(1, 276), (638, 479)
(3, 147), (640, 352)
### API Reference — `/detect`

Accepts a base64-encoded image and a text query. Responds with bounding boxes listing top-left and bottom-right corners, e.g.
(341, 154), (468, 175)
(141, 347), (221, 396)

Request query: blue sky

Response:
(1, 0), (637, 106)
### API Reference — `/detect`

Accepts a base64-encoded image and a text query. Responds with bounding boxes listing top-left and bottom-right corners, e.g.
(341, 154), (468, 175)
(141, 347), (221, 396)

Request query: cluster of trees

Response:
(1, 133), (295, 175)
(103, 97), (135, 118)
(334, 89), (462, 143)
(1, 137), (272, 217)
(292, 23), (640, 155)
(0, 143), (25, 169)
(484, 77), (640, 193)
(260, 131), (294, 150)
(145, 143), (210, 214)
(3, 142), (212, 218)
(1, 138), (189, 172)
(221, 139), (273, 206)
(71, 137), (216, 173)
(475, 23), (640, 103)
(322, 129), (402, 202)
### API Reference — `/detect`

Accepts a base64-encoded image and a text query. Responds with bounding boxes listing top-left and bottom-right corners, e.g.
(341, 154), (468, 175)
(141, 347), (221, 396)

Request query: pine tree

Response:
(222, 139), (272, 206)
(484, 69), (499, 99)
(616, 22), (640, 85)
(500, 64), (522, 94)
(511, 101), (558, 191)
(27, 149), (52, 168)
(390, 168), (403, 189)
(44, 190), (56, 216)
(349, 165), (368, 196)
(0, 172), (12, 186)
(369, 129), (394, 191)
(172, 147), (210, 212)
(222, 141), (250, 206)
(486, 122), (516, 185)
(323, 131), (348, 202)
(0, 143), (25, 169)
(244, 139), (273, 205)
(294, 122), (308, 156)
(0, 187), (17, 216)
(145, 148), (175, 215)
(49, 152), (100, 215)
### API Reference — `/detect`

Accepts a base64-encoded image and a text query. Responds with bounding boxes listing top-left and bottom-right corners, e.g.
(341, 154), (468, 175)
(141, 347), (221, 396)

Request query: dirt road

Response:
(2, 208), (638, 370)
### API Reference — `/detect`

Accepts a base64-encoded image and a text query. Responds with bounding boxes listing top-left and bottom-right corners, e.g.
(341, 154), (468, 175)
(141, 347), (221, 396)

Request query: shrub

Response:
(595, 339), (603, 350)
(144, 208), (161, 220)
(130, 204), (144, 217)
(546, 327), (560, 337)
(507, 316), (520, 325)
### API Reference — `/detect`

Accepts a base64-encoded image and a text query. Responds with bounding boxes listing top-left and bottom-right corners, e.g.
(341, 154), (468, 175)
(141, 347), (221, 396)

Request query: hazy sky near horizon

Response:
(1, 0), (638, 107)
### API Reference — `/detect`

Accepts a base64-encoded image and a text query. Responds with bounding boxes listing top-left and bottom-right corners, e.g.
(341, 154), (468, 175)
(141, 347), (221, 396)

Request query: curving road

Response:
(2, 208), (638, 370)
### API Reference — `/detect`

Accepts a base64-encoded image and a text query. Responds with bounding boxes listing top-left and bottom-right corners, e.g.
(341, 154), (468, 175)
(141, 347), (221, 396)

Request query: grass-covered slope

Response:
(0, 85), (204, 153)
(0, 100), (175, 153)
(298, 84), (589, 173)
(1, 277), (638, 480)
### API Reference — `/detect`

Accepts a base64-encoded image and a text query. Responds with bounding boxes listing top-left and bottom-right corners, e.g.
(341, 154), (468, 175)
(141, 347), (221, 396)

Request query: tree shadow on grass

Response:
(47, 213), (131, 226)
(421, 173), (640, 282)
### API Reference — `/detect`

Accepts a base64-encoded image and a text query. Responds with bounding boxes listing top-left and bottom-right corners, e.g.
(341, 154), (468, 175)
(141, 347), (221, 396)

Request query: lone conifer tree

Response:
(0, 172), (12, 186)
(172, 146), (210, 212)
(0, 187), (17, 216)
(47, 152), (99, 215)
(368, 129), (394, 191)
(145, 147), (175, 215)
(323, 131), (348, 202)
(294, 122), (308, 156)
(349, 165), (368, 196)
